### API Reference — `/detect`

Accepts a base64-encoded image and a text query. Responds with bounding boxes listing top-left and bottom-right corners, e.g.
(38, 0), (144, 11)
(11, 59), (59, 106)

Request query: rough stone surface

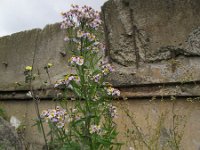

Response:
(102, 0), (200, 85)
(186, 27), (200, 55)
(0, 117), (23, 150)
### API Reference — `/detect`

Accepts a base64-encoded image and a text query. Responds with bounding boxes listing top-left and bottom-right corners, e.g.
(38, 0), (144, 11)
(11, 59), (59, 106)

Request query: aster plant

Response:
(40, 5), (121, 150)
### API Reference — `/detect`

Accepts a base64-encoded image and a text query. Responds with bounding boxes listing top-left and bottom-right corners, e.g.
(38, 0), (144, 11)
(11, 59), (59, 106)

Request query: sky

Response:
(0, 0), (107, 37)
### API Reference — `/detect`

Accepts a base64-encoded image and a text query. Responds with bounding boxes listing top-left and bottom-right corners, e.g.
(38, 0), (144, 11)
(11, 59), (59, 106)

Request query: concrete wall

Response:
(102, 0), (200, 87)
(101, 0), (200, 149)
(0, 23), (68, 91)
(0, 0), (200, 149)
(0, 98), (200, 150)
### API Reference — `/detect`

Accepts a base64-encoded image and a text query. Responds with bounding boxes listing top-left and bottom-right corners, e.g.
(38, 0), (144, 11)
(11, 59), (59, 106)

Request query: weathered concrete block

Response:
(102, 0), (200, 86)
(0, 23), (104, 92)
(0, 23), (68, 91)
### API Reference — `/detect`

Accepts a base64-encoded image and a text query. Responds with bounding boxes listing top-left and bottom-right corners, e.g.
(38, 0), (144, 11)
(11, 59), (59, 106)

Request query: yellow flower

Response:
(25, 66), (32, 71)
(47, 63), (53, 68)
(64, 74), (70, 80)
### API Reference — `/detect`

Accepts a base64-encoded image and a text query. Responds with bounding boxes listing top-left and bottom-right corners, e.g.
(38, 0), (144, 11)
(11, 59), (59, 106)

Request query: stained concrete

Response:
(102, 0), (200, 87)
(0, 98), (200, 150)
(0, 23), (69, 91)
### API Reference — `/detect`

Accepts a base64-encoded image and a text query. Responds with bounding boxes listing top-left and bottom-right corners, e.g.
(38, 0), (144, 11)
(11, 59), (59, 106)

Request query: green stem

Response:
(29, 68), (48, 150)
